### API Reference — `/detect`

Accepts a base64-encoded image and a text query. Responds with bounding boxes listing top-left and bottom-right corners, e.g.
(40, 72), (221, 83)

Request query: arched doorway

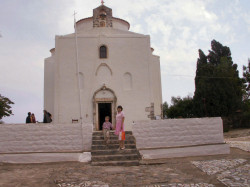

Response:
(93, 85), (117, 131)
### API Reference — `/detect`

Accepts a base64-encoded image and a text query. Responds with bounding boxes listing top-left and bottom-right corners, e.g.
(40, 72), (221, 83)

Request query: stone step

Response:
(92, 139), (136, 145)
(91, 149), (139, 156)
(91, 160), (139, 166)
(92, 134), (134, 137)
(92, 135), (134, 140)
(91, 154), (139, 162)
(91, 144), (136, 150)
(91, 131), (140, 166)
(92, 131), (132, 136)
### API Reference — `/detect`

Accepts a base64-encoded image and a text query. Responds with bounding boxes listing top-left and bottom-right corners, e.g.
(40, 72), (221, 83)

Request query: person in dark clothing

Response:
(43, 110), (48, 123)
(43, 110), (52, 123)
(48, 112), (52, 122)
(26, 112), (32, 123)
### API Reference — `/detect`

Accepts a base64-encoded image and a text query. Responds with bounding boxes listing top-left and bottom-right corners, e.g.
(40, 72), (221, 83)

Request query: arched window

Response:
(100, 45), (107, 58)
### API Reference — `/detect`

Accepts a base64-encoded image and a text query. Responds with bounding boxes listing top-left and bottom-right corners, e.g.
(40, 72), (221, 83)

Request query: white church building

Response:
(0, 3), (229, 165)
(44, 3), (162, 131)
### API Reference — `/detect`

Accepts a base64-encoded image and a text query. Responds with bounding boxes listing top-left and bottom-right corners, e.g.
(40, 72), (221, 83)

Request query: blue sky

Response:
(0, 0), (249, 123)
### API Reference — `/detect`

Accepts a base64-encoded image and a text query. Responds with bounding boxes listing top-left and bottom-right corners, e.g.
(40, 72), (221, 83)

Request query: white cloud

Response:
(130, 24), (143, 34)
(242, 12), (250, 32)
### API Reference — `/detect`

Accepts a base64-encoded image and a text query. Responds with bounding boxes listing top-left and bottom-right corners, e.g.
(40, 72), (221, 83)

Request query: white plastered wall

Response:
(132, 118), (230, 159)
(150, 55), (162, 117)
(44, 56), (55, 118)
(0, 123), (93, 163)
(48, 28), (162, 130)
(45, 15), (163, 130)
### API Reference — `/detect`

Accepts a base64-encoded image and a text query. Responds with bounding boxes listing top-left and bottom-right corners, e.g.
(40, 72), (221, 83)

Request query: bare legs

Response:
(103, 129), (110, 145)
(120, 140), (125, 149)
(118, 140), (125, 149)
(119, 140), (122, 149)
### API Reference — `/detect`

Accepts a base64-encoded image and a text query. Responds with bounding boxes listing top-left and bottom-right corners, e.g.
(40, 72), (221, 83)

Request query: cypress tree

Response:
(193, 40), (243, 118)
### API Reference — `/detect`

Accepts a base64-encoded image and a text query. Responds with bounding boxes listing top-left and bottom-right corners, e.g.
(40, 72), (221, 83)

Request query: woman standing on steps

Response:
(115, 105), (125, 150)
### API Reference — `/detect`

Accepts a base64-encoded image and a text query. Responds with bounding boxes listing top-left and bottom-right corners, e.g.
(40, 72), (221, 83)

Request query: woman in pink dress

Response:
(115, 105), (125, 150)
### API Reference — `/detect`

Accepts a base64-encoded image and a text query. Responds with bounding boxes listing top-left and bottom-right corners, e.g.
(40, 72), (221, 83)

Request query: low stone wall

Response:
(132, 117), (230, 159)
(0, 123), (92, 163)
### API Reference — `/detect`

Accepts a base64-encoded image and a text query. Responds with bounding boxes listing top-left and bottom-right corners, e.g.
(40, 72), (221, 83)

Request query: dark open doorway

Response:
(98, 103), (112, 130)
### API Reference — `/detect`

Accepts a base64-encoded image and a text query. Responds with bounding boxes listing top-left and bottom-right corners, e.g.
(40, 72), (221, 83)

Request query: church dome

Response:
(75, 4), (130, 31)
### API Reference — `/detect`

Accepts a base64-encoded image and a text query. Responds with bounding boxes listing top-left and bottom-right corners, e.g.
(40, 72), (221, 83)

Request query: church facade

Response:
(44, 4), (162, 131)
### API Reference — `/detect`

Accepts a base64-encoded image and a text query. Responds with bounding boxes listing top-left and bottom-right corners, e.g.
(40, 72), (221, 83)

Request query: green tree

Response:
(241, 60), (250, 127)
(242, 59), (250, 100)
(0, 94), (14, 119)
(193, 40), (243, 118)
(162, 102), (169, 118)
(167, 96), (193, 118)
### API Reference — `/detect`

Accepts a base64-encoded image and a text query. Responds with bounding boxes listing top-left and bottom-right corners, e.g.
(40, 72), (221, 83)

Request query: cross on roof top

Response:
(101, 0), (104, 5)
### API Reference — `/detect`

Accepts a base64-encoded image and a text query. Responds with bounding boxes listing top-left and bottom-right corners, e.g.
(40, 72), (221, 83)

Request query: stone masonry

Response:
(91, 131), (140, 166)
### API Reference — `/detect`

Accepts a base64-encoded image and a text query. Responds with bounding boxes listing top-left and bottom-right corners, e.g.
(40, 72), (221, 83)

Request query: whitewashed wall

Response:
(45, 6), (163, 128)
(50, 30), (162, 129)
(0, 123), (92, 154)
(44, 55), (55, 117)
(132, 118), (230, 159)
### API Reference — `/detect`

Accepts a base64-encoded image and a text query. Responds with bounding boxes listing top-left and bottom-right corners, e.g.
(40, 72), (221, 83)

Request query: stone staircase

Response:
(91, 131), (141, 166)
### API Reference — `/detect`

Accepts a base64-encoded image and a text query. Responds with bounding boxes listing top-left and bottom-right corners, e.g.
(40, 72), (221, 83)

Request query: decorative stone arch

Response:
(92, 84), (117, 130)
(95, 63), (113, 76)
(123, 72), (132, 90)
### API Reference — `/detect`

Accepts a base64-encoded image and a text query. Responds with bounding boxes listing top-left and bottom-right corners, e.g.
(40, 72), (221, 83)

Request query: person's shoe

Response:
(121, 147), (125, 150)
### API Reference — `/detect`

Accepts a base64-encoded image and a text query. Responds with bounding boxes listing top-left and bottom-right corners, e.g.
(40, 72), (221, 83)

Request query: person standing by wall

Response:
(31, 113), (36, 123)
(26, 112), (32, 123)
(43, 110), (52, 123)
(115, 105), (125, 150)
